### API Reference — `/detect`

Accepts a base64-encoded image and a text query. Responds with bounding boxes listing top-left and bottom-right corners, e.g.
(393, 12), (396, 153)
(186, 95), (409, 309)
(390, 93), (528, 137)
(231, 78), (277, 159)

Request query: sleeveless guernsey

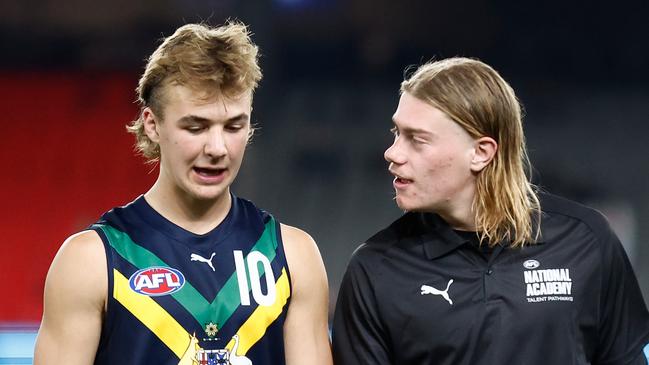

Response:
(90, 195), (291, 365)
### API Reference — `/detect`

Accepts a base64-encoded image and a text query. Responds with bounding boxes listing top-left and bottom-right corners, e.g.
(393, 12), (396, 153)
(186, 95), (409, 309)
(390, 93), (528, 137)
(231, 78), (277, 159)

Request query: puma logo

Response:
(421, 279), (454, 305)
(190, 252), (216, 272)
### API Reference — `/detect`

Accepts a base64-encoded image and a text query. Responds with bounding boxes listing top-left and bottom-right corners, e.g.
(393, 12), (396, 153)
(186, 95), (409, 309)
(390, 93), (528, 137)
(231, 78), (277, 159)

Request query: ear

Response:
(142, 107), (160, 143)
(470, 136), (498, 172)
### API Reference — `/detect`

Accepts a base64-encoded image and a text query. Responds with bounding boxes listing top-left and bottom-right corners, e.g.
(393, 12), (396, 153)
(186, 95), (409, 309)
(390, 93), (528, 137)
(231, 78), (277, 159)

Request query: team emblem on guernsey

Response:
(178, 334), (253, 365)
(205, 322), (219, 338)
(128, 266), (185, 296)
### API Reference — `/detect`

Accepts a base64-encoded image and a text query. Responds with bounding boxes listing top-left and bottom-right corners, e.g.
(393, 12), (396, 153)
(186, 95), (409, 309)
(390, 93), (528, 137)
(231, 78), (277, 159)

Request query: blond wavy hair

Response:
(402, 57), (540, 247)
(127, 21), (262, 161)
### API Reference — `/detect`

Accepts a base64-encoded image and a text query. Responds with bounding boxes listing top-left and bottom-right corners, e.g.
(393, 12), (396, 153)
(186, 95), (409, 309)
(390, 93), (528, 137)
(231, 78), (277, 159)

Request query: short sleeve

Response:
(596, 222), (649, 364)
(332, 245), (392, 365)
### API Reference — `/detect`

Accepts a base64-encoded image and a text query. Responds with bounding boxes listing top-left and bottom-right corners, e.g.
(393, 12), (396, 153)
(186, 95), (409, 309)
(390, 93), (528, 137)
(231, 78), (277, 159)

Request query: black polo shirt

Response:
(333, 193), (649, 364)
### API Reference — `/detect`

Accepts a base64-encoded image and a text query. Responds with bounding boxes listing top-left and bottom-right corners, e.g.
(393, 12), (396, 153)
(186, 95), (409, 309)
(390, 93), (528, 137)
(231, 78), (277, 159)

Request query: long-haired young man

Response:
(333, 57), (649, 364)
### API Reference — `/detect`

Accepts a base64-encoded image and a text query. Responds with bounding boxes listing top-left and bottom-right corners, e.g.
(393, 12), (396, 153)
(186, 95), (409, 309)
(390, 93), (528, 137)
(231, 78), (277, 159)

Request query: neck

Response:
(144, 179), (232, 235)
(436, 182), (477, 231)
(438, 209), (476, 232)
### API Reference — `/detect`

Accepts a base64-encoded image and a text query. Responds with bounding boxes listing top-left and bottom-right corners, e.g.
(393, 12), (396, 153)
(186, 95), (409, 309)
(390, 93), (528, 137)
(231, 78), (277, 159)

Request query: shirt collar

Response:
(418, 213), (545, 260)
(419, 213), (468, 260)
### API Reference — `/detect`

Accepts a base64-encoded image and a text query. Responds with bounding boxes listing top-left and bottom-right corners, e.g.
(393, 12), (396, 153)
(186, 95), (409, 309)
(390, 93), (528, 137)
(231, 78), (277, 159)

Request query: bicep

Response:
(281, 224), (333, 365)
(34, 231), (106, 365)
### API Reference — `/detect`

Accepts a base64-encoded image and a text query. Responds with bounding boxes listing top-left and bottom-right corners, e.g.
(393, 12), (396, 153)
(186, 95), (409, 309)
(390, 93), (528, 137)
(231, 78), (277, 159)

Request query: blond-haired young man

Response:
(332, 57), (649, 364)
(35, 22), (333, 365)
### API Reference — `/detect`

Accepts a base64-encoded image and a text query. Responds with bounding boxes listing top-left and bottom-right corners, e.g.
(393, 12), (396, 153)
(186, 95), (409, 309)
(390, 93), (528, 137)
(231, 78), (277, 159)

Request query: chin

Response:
(395, 196), (436, 213)
(186, 186), (229, 202)
(395, 197), (417, 212)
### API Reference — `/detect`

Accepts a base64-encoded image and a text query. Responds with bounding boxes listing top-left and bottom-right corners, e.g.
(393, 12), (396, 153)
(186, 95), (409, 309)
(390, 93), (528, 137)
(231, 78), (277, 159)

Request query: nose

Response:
(204, 128), (227, 158)
(384, 137), (405, 165)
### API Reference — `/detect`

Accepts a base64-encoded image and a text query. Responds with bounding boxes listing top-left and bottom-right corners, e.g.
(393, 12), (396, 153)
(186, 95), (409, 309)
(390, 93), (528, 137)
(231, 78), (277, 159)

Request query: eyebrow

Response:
(178, 113), (250, 124)
(391, 119), (433, 136)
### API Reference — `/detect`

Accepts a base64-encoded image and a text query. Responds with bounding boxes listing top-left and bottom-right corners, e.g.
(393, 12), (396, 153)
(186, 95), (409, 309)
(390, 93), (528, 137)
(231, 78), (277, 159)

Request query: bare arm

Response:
(281, 224), (333, 365)
(34, 230), (107, 365)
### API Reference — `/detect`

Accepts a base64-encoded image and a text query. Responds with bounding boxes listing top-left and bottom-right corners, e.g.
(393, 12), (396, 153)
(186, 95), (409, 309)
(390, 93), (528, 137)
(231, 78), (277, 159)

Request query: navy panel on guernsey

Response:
(90, 194), (291, 365)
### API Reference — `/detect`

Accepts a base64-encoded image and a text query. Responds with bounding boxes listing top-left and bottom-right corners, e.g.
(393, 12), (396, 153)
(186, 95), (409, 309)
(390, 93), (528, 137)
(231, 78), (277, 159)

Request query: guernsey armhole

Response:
(643, 343), (649, 363)
(90, 225), (118, 347)
(274, 221), (292, 300)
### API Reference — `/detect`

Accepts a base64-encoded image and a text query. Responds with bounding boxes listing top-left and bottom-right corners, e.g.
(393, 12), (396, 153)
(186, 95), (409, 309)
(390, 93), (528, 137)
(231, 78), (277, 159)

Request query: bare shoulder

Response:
(35, 230), (107, 364)
(279, 224), (327, 289)
(280, 224), (323, 267)
(280, 224), (318, 253)
(46, 230), (107, 307)
(52, 230), (105, 275)
(59, 230), (105, 257)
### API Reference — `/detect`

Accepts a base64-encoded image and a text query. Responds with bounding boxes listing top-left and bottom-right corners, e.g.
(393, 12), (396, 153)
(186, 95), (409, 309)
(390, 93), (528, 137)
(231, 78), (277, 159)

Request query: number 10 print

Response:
(233, 250), (277, 306)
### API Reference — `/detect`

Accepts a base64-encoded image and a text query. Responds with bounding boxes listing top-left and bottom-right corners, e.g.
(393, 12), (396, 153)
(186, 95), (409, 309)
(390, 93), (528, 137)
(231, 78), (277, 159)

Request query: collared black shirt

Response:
(333, 193), (649, 364)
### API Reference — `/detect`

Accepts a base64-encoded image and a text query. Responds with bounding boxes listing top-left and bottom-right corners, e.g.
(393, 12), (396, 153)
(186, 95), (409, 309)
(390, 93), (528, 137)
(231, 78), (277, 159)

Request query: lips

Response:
(193, 167), (225, 176)
(394, 177), (413, 184)
(389, 169), (412, 182)
(390, 171), (413, 189)
(192, 167), (227, 184)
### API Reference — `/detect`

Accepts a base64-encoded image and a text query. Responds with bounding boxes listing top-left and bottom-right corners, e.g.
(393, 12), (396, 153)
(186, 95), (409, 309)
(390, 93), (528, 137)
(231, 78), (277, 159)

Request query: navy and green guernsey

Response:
(90, 194), (291, 365)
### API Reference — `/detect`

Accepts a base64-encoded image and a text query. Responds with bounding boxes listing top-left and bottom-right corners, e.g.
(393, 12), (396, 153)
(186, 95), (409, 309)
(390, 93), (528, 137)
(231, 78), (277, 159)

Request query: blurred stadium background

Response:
(1, 0), (648, 362)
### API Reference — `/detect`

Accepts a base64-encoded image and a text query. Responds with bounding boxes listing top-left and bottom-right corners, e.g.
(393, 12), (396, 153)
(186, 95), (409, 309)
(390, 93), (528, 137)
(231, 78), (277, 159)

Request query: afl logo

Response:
(523, 260), (540, 269)
(128, 267), (185, 296)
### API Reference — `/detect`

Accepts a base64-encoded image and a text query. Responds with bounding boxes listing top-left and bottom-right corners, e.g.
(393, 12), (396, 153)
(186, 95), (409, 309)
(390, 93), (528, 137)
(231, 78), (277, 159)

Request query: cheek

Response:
(158, 134), (205, 168)
(437, 155), (456, 170)
(160, 132), (183, 149)
(174, 135), (204, 153)
(419, 154), (466, 189)
(422, 153), (456, 176)
(227, 137), (249, 157)
(435, 146), (473, 171)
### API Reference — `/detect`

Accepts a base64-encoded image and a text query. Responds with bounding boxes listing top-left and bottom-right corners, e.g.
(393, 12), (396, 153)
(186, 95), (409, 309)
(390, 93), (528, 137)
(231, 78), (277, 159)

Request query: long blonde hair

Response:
(402, 57), (540, 247)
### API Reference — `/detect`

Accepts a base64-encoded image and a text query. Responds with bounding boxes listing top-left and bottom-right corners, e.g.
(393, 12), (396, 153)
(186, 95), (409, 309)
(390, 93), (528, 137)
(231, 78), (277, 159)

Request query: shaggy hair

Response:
(127, 21), (262, 160)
